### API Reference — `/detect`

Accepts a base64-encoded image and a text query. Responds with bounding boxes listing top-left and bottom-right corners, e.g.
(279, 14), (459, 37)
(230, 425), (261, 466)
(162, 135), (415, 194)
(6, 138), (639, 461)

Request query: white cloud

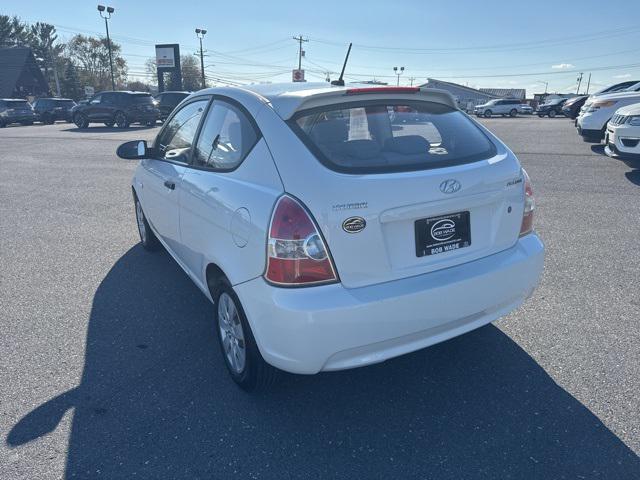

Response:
(614, 73), (632, 79)
(551, 63), (574, 69)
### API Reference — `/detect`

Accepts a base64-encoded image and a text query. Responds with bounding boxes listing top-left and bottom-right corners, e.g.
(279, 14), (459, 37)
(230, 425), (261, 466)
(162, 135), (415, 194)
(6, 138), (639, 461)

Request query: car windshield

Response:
(54, 100), (75, 106)
(290, 100), (496, 173)
(131, 94), (153, 104)
(623, 82), (640, 92)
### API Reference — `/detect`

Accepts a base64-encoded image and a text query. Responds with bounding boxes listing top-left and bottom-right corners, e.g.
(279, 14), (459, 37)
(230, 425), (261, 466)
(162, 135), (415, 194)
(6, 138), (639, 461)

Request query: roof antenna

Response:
(331, 43), (352, 86)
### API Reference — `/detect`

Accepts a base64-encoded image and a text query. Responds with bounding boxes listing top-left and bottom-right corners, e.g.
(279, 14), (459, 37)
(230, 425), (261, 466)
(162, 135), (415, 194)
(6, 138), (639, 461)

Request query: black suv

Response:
(154, 91), (190, 121)
(32, 98), (76, 124)
(0, 99), (37, 127)
(536, 98), (567, 118)
(72, 91), (160, 129)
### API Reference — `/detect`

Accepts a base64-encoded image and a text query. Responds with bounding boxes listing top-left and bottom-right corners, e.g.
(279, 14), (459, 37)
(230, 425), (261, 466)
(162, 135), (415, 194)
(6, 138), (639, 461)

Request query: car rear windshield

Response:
(289, 100), (496, 173)
(131, 94), (153, 104)
(5, 100), (30, 108)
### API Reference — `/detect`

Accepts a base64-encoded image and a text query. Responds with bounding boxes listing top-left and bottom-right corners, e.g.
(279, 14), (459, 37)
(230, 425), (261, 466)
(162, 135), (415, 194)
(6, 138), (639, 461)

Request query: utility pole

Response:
(97, 5), (115, 90)
(576, 72), (584, 94)
(195, 28), (207, 89)
(408, 76), (416, 87)
(293, 35), (308, 70)
(393, 66), (405, 86)
(585, 73), (591, 95)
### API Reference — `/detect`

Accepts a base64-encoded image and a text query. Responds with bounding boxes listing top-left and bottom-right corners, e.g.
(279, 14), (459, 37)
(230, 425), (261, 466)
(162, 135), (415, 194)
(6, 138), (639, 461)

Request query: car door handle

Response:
(164, 180), (176, 190)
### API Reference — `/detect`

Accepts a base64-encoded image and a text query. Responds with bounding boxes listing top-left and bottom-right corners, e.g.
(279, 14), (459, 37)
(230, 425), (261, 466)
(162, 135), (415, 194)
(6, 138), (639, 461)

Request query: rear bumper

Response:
(1, 113), (36, 123)
(235, 234), (544, 374)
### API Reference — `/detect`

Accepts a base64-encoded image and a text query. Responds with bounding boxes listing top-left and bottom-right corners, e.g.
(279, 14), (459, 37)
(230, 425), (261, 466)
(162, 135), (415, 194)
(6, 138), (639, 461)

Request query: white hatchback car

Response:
(117, 83), (544, 391)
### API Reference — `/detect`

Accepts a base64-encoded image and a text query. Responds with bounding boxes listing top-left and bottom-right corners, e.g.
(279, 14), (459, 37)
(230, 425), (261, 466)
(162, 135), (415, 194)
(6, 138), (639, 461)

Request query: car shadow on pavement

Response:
(7, 245), (640, 479)
(590, 145), (640, 185)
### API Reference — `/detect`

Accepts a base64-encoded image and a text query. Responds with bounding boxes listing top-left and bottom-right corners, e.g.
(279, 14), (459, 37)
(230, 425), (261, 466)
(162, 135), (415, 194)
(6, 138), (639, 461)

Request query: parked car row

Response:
(0, 90), (191, 129)
(570, 80), (640, 162)
(575, 82), (640, 147)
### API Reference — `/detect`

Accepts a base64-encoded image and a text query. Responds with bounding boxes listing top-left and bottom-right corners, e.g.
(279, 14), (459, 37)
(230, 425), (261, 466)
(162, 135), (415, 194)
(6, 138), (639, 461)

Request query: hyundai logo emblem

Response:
(439, 179), (461, 194)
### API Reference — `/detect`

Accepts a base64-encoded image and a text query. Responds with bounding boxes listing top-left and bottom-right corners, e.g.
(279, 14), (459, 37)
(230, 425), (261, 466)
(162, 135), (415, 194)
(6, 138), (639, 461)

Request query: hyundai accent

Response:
(117, 83), (544, 391)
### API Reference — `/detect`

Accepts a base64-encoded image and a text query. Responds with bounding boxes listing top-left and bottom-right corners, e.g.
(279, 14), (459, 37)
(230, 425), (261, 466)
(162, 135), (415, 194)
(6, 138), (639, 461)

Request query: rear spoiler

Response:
(272, 87), (459, 120)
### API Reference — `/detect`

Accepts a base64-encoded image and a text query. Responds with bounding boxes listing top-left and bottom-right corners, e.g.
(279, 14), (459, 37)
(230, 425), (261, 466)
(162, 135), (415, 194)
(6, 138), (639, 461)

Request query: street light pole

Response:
(97, 5), (115, 90)
(393, 66), (405, 86)
(195, 28), (207, 90)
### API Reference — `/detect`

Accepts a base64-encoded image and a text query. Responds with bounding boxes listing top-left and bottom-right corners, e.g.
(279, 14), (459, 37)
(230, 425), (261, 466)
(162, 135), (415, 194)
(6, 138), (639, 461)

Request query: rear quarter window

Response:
(289, 100), (496, 173)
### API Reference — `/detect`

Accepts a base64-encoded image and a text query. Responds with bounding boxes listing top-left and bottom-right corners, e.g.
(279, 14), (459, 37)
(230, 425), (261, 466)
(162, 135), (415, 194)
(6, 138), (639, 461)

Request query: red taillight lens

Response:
(519, 169), (535, 237)
(265, 195), (338, 286)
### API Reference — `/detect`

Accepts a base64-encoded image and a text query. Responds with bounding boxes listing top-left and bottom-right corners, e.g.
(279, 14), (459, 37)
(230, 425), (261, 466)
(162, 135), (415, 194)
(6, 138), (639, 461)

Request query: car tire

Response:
(114, 111), (130, 129)
(134, 196), (161, 251)
(146, 120), (156, 126)
(484, 109), (492, 118)
(41, 113), (53, 125)
(104, 122), (114, 128)
(549, 110), (557, 118)
(74, 113), (89, 129)
(212, 281), (278, 392)
(509, 109), (517, 117)
(0, 121), (5, 128)
(538, 114), (545, 118)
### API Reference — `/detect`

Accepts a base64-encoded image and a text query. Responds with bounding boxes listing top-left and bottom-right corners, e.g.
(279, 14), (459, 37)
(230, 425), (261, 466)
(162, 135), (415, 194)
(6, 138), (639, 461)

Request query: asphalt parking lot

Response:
(1, 116), (639, 479)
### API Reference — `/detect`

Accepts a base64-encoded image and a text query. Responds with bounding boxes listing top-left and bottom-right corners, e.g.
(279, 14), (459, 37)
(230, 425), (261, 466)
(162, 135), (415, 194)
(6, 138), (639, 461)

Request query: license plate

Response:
(415, 211), (471, 257)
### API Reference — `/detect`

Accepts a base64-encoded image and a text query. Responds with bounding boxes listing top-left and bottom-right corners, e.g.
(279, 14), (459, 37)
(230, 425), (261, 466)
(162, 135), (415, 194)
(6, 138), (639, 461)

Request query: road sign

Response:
(292, 69), (305, 82)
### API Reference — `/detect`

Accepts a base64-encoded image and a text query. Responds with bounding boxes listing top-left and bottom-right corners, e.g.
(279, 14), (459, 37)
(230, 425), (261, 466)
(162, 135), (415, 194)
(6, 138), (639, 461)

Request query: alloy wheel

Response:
(217, 292), (246, 374)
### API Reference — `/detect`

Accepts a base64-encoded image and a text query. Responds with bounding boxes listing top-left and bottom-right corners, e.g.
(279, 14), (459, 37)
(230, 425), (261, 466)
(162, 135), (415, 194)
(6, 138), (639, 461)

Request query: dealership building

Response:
(422, 78), (526, 111)
(0, 47), (49, 99)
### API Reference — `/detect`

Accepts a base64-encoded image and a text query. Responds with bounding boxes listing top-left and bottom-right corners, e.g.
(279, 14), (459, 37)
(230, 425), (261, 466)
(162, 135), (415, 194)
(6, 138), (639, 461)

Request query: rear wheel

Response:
(134, 197), (160, 251)
(74, 113), (89, 129)
(484, 109), (492, 118)
(509, 109), (517, 117)
(114, 111), (130, 129)
(549, 110), (557, 118)
(41, 113), (54, 125)
(213, 282), (278, 392)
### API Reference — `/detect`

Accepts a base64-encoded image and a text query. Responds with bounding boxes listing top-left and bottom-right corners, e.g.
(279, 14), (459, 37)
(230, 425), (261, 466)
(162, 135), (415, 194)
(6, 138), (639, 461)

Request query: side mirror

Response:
(117, 140), (149, 160)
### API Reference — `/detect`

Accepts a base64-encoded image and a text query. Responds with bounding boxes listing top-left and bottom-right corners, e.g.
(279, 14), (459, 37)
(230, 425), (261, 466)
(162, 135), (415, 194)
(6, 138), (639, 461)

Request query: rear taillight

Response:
(519, 169), (535, 237)
(265, 195), (338, 286)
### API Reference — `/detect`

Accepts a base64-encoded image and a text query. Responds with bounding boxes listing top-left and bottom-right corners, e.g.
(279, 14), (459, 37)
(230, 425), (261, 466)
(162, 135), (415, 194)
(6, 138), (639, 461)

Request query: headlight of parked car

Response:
(588, 100), (617, 112)
(628, 116), (640, 126)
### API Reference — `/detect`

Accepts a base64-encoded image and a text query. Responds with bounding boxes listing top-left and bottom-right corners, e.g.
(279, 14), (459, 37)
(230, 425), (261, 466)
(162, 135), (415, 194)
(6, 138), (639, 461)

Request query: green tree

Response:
(0, 15), (30, 47)
(65, 34), (127, 91)
(28, 22), (64, 94)
(60, 61), (82, 100)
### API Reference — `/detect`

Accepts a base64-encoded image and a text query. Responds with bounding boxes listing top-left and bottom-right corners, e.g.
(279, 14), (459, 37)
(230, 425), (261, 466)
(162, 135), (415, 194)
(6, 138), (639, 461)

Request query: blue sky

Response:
(7, 0), (640, 95)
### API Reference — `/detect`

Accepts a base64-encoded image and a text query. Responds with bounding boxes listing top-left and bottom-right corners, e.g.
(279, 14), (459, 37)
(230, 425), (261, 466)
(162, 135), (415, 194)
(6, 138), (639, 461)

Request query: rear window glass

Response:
(6, 100), (30, 107)
(131, 94), (153, 104)
(289, 100), (496, 173)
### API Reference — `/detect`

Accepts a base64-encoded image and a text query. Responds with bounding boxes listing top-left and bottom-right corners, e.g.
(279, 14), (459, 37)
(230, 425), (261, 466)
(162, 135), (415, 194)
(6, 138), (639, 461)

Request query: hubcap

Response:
(217, 292), (246, 374)
(135, 201), (147, 243)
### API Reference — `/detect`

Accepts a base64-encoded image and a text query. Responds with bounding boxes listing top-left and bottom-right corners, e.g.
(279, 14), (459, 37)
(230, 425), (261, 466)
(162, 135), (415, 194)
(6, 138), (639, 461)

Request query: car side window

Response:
(193, 100), (259, 170)
(155, 99), (208, 163)
(90, 95), (102, 105)
(102, 94), (116, 105)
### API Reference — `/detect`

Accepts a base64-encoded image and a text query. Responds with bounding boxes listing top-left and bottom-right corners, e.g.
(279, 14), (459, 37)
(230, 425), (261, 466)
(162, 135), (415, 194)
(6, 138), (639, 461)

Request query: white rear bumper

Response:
(235, 234), (544, 374)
